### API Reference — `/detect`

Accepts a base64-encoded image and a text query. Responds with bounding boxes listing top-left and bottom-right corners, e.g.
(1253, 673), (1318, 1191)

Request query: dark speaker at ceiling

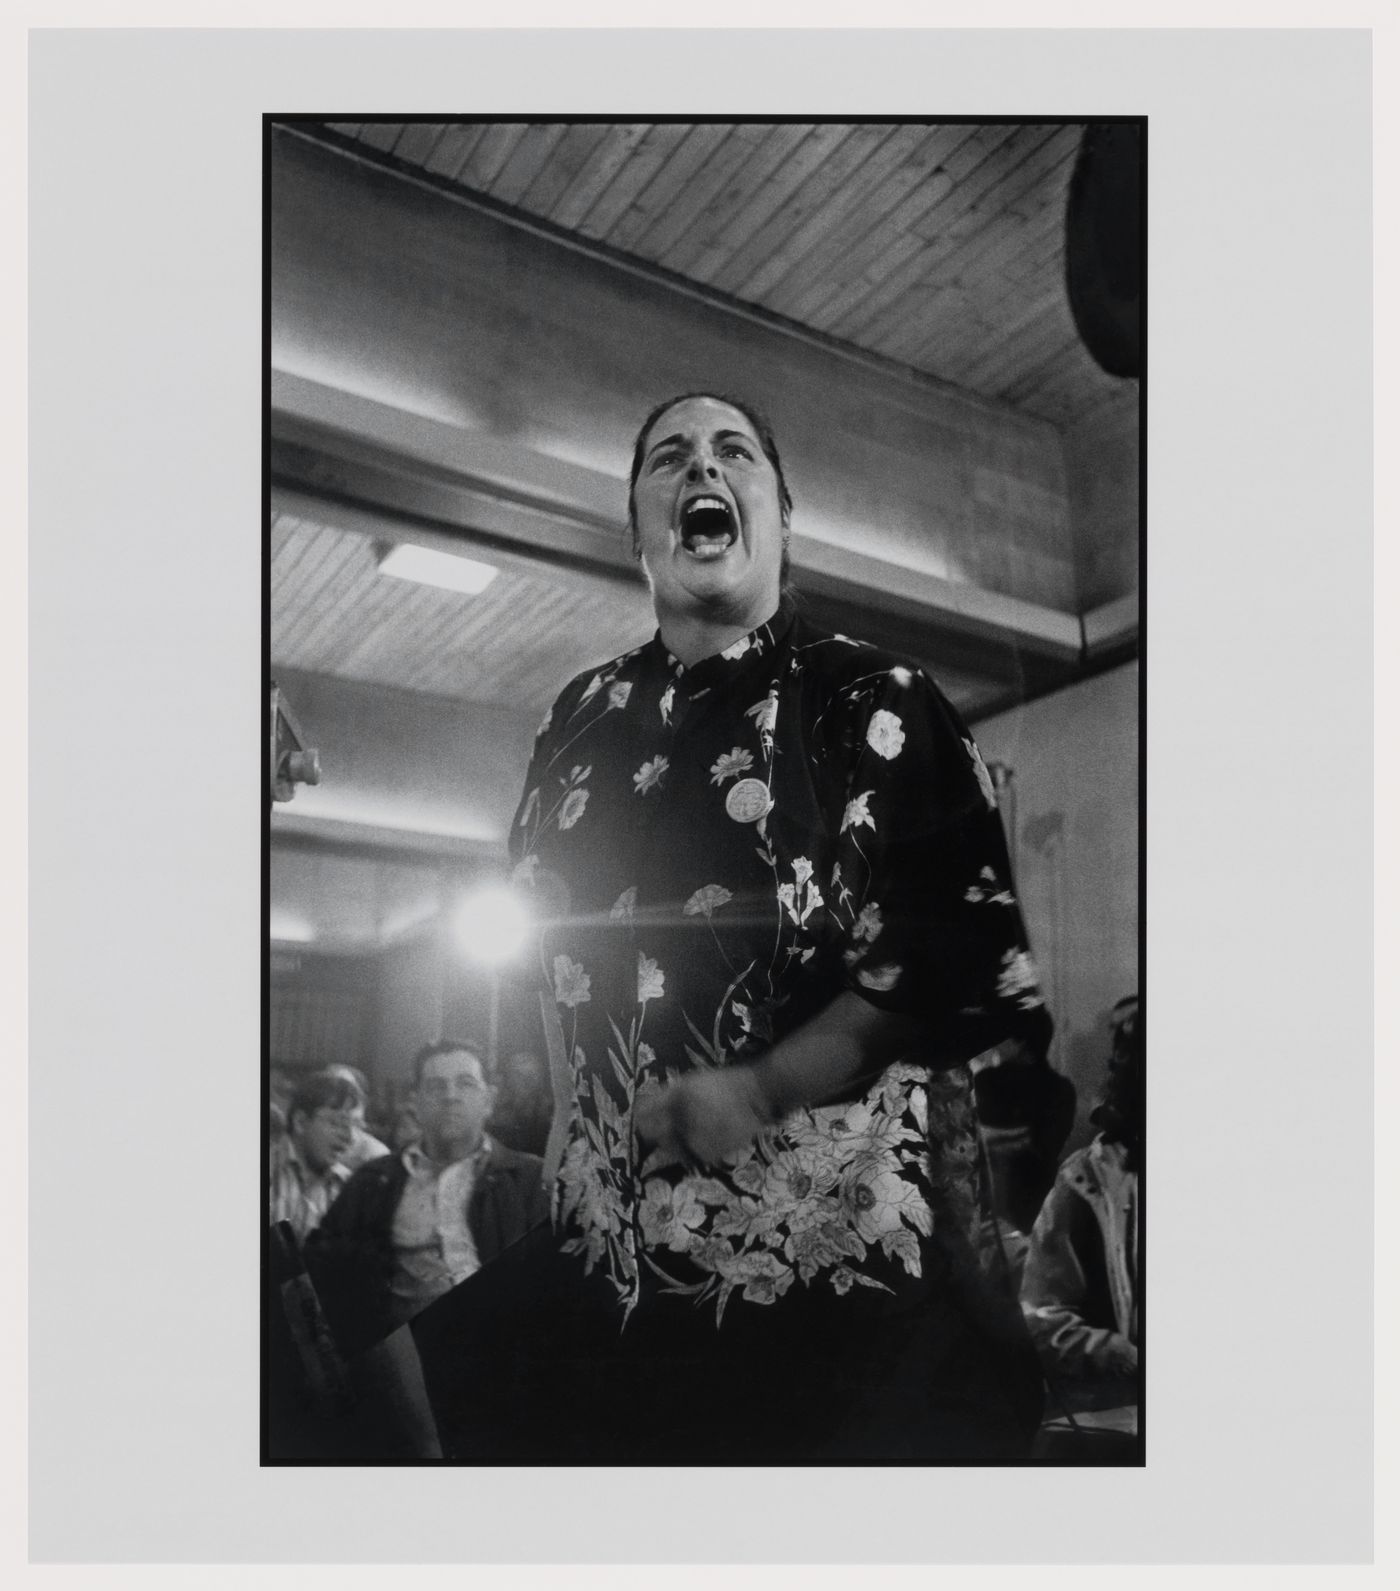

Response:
(1065, 123), (1143, 380)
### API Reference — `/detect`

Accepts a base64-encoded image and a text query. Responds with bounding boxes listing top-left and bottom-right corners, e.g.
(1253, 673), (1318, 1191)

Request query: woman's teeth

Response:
(681, 496), (737, 559)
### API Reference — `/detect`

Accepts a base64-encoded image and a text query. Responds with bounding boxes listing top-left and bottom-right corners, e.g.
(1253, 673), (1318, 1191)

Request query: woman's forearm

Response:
(635, 991), (922, 1168)
(750, 989), (922, 1120)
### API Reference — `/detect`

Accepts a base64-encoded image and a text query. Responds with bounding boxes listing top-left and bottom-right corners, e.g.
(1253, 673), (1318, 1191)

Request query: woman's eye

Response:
(722, 445), (753, 460)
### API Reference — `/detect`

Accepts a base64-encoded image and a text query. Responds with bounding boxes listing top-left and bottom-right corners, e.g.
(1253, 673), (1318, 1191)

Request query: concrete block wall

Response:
(1063, 385), (1141, 609)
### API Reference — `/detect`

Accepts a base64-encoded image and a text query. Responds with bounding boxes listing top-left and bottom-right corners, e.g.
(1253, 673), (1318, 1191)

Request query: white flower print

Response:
(762, 1148), (839, 1211)
(558, 1136), (619, 1235)
(853, 902), (883, 943)
(709, 748), (755, 785)
(633, 756), (669, 794)
(790, 1096), (907, 1164)
(882, 1227), (924, 1277)
(783, 1218), (862, 1283)
(609, 886), (637, 922)
(637, 952), (665, 1004)
(724, 1249), (796, 1306)
(779, 857), (823, 927)
(659, 683), (675, 726)
(638, 1179), (707, 1252)
(996, 949), (1045, 1008)
(553, 954), (591, 1008)
(684, 883), (734, 917)
(856, 963), (901, 992)
(889, 665), (914, 686)
(688, 1179), (734, 1209)
(720, 634), (752, 661)
(711, 1195), (784, 1246)
(745, 692), (779, 735)
(830, 1264), (894, 1296)
(866, 709), (906, 760)
(688, 1234), (737, 1277)
(579, 673), (604, 704)
(964, 870), (1015, 906)
(730, 1158), (767, 1196)
(964, 736), (998, 810)
(841, 790), (875, 833)
(608, 681), (633, 711)
(558, 787), (589, 830)
(518, 787), (539, 828)
(840, 1161), (930, 1247)
(566, 1061), (938, 1322)
(512, 854), (540, 887)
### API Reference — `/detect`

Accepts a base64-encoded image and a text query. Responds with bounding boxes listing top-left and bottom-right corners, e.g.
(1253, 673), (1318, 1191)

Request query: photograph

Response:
(262, 116), (1144, 1466)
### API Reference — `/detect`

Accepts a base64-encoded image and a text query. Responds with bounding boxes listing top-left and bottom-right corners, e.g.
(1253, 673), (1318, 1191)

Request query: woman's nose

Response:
(686, 454), (719, 480)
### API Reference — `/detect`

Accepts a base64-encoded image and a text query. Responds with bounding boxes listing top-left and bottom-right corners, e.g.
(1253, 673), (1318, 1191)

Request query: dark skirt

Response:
(411, 1222), (1044, 1465)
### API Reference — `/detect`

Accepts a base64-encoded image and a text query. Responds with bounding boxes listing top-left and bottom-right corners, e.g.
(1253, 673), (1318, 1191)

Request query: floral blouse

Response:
(509, 599), (1046, 1329)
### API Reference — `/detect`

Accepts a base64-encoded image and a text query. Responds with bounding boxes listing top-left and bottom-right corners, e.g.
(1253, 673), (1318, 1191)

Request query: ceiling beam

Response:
(272, 370), (1085, 681)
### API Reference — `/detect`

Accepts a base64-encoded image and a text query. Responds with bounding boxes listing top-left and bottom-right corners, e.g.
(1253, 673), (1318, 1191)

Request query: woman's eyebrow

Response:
(645, 427), (756, 461)
(644, 432), (685, 460)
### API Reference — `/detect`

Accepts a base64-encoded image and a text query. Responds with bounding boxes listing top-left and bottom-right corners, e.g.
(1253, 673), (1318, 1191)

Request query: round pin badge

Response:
(725, 777), (772, 824)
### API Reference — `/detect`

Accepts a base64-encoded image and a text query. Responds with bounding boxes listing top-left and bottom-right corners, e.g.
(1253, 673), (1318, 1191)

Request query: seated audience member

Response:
(390, 1101), (421, 1153)
(1020, 996), (1141, 1403)
(488, 1049), (553, 1157)
(269, 1068), (364, 1242)
(307, 1040), (550, 1355)
(325, 1063), (393, 1171)
(269, 1066), (296, 1128)
(971, 1015), (1076, 1291)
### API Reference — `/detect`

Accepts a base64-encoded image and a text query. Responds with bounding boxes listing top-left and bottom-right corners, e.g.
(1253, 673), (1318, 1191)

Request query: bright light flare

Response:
(378, 543), (499, 595)
(452, 886), (530, 965)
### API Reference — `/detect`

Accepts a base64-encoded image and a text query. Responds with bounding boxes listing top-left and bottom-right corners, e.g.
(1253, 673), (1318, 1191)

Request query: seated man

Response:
(325, 1063), (393, 1171)
(1020, 995), (1141, 1407)
(488, 1049), (553, 1157)
(268, 1067), (364, 1242)
(307, 1039), (550, 1356)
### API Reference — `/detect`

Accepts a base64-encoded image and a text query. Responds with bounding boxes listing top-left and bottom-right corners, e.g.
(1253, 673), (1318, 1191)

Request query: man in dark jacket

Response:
(307, 1039), (550, 1356)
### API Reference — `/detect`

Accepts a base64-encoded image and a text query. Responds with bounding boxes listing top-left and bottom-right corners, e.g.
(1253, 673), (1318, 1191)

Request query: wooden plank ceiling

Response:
(313, 120), (1124, 428)
(273, 506), (657, 716)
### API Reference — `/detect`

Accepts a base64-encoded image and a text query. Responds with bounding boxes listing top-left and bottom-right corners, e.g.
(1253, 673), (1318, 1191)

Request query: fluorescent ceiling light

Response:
(378, 543), (498, 595)
(269, 909), (317, 944)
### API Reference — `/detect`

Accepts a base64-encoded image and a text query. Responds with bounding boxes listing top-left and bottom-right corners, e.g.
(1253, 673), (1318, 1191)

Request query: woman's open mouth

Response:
(680, 496), (738, 561)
